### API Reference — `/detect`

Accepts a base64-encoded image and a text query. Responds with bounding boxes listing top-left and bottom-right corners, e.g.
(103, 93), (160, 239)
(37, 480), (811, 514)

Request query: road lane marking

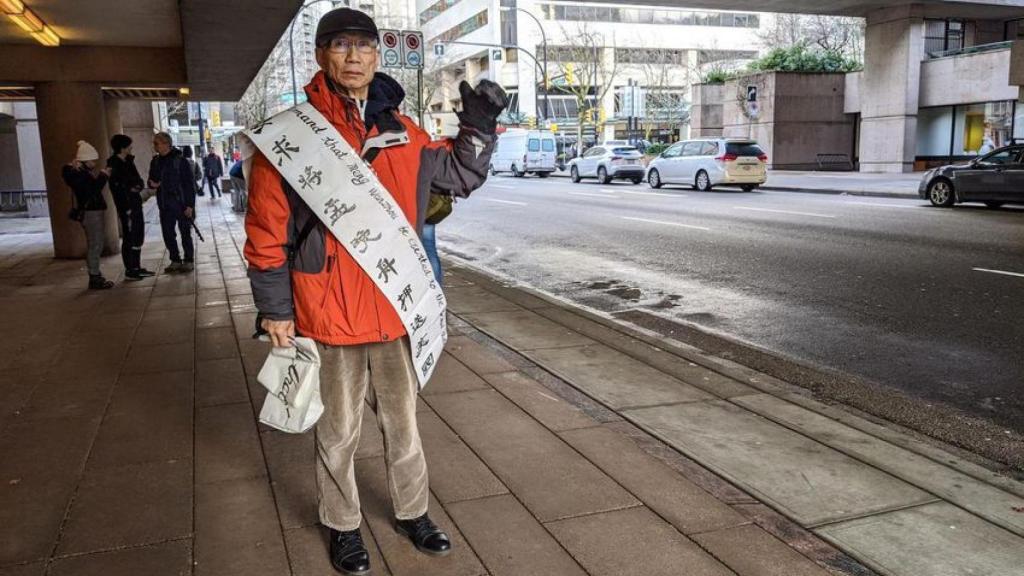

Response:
(734, 206), (836, 219)
(620, 216), (711, 231)
(621, 190), (684, 198)
(973, 268), (1024, 279)
(484, 198), (527, 206)
(844, 201), (918, 209)
(486, 184), (516, 190)
(569, 192), (619, 198)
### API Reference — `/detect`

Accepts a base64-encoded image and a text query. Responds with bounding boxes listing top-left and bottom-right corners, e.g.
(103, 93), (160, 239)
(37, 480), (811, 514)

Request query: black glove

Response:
(457, 79), (509, 135)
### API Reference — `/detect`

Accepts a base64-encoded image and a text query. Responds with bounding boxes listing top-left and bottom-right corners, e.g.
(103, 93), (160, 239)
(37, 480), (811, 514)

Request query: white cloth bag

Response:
(257, 336), (323, 433)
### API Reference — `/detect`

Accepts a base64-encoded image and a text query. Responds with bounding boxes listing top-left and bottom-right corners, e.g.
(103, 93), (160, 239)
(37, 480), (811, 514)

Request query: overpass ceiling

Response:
(0, 0), (302, 101)
(584, 0), (1024, 17)
(0, 1), (180, 47)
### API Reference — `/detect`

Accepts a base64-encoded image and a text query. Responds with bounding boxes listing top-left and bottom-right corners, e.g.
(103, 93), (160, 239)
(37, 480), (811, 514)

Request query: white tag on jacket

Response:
(241, 103), (446, 389)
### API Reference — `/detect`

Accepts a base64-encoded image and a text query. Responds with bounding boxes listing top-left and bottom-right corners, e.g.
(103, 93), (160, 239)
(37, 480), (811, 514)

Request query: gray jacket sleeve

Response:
(415, 125), (497, 230)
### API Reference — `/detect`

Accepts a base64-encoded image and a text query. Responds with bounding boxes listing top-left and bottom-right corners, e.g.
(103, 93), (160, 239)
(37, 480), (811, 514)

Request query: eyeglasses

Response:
(324, 36), (378, 54)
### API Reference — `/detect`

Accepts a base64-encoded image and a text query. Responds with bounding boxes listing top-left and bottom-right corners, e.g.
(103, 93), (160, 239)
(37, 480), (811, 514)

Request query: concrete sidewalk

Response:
(550, 167), (923, 198)
(0, 200), (1020, 576)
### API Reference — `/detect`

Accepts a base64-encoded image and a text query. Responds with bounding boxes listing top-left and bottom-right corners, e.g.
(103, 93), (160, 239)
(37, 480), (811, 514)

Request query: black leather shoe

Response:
(329, 528), (370, 575)
(395, 514), (451, 557)
(136, 268), (156, 277)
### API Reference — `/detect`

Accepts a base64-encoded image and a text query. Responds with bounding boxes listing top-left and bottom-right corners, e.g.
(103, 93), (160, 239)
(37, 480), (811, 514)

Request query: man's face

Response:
(316, 32), (379, 94)
(154, 138), (171, 156)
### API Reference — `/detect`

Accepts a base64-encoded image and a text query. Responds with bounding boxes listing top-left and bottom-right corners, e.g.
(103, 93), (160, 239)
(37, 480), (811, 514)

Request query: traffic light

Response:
(583, 109), (593, 123)
(565, 63), (575, 85)
(527, 115), (537, 129)
(598, 108), (607, 124)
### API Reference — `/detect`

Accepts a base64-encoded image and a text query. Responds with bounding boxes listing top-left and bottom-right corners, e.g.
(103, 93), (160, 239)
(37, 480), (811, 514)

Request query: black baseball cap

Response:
(315, 8), (379, 46)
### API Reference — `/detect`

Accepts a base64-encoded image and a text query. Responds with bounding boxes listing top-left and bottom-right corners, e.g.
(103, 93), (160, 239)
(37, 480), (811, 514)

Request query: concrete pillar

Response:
(859, 8), (924, 173)
(0, 110), (22, 192)
(119, 100), (157, 179)
(14, 102), (45, 192)
(35, 82), (119, 258)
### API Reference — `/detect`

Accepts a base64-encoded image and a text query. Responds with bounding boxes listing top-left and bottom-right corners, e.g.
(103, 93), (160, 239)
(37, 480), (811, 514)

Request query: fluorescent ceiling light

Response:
(30, 24), (58, 46)
(0, 0), (25, 14)
(8, 8), (42, 32)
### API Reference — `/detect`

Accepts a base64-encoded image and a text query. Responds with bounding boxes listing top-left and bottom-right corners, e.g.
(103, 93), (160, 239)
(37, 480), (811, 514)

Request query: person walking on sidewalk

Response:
(182, 146), (204, 197)
(148, 132), (197, 274)
(203, 150), (224, 198)
(244, 8), (506, 575)
(61, 140), (114, 290)
(107, 134), (154, 281)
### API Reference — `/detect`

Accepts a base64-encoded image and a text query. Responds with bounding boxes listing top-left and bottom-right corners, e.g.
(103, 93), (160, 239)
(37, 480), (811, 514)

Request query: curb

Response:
(548, 171), (920, 200)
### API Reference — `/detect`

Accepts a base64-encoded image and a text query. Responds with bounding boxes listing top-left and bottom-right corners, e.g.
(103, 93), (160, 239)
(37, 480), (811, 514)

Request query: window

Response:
(663, 143), (683, 157)
(925, 19), (965, 56)
(726, 142), (764, 156)
(585, 147), (605, 158)
(681, 142), (703, 156)
(535, 3), (759, 28)
(979, 147), (1021, 165)
(701, 142), (720, 156)
(916, 106), (954, 157)
(542, 139), (555, 152)
(528, 139), (541, 152)
(954, 102), (1013, 156)
(428, 10), (489, 44)
(420, 0), (461, 25)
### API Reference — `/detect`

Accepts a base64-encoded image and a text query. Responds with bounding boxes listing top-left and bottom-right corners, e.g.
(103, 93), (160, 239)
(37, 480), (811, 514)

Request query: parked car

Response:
(568, 145), (645, 184)
(645, 139), (768, 191)
(920, 144), (1024, 208)
(490, 129), (557, 178)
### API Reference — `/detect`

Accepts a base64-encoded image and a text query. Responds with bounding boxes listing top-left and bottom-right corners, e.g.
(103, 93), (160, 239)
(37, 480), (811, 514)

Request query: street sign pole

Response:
(418, 67), (424, 129)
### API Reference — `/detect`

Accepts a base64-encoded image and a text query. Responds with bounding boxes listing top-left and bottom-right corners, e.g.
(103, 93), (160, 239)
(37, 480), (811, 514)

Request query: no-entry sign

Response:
(402, 30), (424, 69)
(380, 29), (402, 68)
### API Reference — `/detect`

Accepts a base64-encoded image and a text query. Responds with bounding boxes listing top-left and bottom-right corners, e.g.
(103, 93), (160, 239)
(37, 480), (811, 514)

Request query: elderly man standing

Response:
(148, 132), (197, 273)
(244, 7), (506, 575)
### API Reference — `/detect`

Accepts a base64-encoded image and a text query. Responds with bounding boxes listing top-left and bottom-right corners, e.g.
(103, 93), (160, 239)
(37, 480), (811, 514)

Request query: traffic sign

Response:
(402, 30), (424, 69)
(433, 43), (445, 57)
(491, 48), (503, 61)
(747, 85), (758, 102)
(380, 29), (402, 68)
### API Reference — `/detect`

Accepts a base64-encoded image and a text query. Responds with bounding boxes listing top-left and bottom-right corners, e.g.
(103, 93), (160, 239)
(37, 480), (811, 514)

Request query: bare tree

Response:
(758, 14), (865, 62)
(550, 23), (619, 154)
(639, 48), (694, 141)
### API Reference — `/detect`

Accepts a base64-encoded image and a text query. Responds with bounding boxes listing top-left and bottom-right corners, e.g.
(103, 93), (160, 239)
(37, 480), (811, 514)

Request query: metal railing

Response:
(926, 40), (1012, 60)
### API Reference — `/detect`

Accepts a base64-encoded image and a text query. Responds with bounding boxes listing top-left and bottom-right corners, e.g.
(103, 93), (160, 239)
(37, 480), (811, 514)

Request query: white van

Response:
(490, 130), (557, 178)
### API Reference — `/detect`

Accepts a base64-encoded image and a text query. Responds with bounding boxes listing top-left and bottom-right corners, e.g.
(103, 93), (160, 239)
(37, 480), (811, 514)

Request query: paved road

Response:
(438, 175), (1024, 457)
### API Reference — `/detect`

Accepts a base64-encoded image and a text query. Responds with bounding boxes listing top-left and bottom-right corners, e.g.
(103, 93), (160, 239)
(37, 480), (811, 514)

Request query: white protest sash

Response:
(241, 103), (446, 389)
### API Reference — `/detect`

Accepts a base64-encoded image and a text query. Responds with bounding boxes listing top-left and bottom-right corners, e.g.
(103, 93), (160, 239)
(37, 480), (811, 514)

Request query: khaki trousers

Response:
(315, 337), (429, 531)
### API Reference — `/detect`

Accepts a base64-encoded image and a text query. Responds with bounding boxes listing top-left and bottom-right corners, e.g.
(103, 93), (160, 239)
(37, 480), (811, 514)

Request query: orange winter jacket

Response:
(244, 71), (495, 345)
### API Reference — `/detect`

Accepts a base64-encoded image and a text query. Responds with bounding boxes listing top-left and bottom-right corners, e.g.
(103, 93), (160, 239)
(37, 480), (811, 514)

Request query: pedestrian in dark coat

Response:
(203, 151), (224, 198)
(148, 132), (197, 273)
(107, 134), (154, 280)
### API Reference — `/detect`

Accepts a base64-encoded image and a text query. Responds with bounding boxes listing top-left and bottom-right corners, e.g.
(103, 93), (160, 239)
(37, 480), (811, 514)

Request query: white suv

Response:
(646, 139), (767, 191)
(568, 145), (645, 184)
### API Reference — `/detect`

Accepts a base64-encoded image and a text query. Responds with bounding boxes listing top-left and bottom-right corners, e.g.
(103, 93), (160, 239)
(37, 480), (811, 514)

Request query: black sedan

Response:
(920, 145), (1024, 208)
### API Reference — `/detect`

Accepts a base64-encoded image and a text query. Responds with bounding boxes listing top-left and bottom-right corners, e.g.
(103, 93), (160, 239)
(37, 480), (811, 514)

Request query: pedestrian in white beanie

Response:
(63, 140), (114, 289)
(75, 140), (100, 163)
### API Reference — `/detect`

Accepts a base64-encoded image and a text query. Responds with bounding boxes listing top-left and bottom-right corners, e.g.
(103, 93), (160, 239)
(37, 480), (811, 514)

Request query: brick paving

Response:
(0, 200), (963, 576)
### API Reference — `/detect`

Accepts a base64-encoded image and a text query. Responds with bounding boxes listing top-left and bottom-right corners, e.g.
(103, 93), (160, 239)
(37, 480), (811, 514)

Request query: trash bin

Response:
(24, 191), (49, 218)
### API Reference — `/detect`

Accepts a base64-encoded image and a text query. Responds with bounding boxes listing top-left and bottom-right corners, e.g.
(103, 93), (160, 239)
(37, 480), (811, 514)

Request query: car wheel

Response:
(630, 176), (643, 185)
(570, 166), (581, 183)
(648, 169), (663, 189)
(489, 164), (497, 176)
(511, 164), (524, 178)
(741, 184), (757, 192)
(598, 166), (611, 185)
(537, 171), (550, 179)
(695, 170), (712, 192)
(985, 201), (1004, 209)
(927, 178), (955, 207)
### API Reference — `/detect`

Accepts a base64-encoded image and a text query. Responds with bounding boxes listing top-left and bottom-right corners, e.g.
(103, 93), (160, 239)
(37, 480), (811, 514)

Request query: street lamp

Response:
(500, 6), (548, 123)
(290, 0), (336, 109)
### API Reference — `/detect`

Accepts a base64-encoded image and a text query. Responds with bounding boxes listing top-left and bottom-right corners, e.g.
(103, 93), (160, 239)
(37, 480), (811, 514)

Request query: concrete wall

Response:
(722, 72), (853, 170)
(690, 83), (724, 137)
(919, 47), (1019, 107)
(0, 113), (22, 192)
(844, 71), (862, 113)
(118, 101), (158, 179)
